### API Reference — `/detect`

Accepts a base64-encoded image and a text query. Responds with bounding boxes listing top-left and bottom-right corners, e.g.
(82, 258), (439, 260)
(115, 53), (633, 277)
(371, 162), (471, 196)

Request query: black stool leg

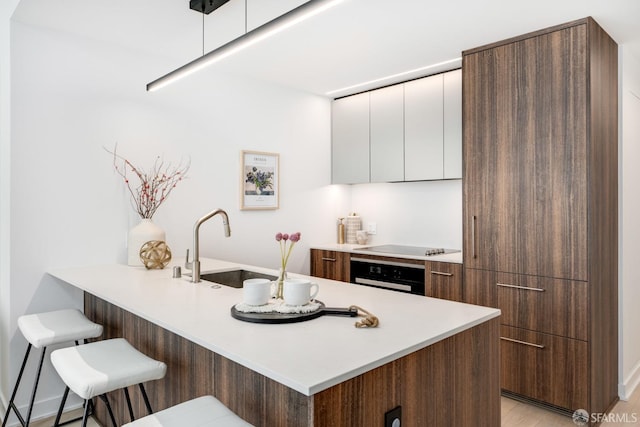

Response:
(80, 399), (91, 427)
(123, 387), (135, 421)
(65, 399), (94, 427)
(23, 346), (47, 426)
(53, 386), (70, 426)
(1, 344), (45, 427)
(98, 395), (117, 427)
(1, 343), (32, 427)
(138, 384), (153, 415)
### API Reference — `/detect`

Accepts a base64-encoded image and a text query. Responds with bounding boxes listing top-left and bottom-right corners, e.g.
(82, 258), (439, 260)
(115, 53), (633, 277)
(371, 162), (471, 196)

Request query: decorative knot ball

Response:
(139, 240), (172, 269)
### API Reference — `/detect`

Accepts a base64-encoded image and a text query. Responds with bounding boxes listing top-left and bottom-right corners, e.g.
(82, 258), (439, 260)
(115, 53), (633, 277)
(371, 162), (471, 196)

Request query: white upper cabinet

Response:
(331, 92), (370, 184)
(370, 84), (405, 182)
(404, 73), (444, 181)
(331, 69), (461, 184)
(443, 69), (462, 179)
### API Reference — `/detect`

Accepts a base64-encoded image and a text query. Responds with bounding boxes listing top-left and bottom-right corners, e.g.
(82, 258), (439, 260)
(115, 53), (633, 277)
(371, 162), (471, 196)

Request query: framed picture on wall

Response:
(240, 150), (279, 210)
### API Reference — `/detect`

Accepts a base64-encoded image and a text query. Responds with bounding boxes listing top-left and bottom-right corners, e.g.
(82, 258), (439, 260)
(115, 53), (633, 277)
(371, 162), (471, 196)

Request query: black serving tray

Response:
(230, 301), (358, 324)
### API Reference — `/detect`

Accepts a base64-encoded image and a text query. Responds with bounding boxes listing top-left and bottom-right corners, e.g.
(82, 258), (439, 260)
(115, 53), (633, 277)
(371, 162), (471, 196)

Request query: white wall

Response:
(619, 44), (640, 400)
(4, 20), (350, 423)
(2, 19), (465, 424)
(0, 0), (21, 417)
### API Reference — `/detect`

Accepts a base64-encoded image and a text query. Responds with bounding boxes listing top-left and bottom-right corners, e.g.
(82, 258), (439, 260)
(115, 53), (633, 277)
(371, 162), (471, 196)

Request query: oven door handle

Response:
(354, 277), (412, 292)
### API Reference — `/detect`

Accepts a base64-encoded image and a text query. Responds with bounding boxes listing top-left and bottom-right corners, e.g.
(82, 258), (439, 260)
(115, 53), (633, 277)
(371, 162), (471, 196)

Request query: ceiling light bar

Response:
(325, 57), (462, 97)
(147, 0), (345, 92)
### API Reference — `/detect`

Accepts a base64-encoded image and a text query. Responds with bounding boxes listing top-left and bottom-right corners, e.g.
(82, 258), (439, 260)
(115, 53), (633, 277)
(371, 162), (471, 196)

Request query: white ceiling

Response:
(11, 0), (640, 97)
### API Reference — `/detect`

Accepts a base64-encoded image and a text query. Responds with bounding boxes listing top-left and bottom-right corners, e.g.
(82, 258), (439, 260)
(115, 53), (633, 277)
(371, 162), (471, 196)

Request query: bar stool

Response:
(122, 396), (253, 427)
(51, 338), (167, 427)
(2, 309), (103, 427)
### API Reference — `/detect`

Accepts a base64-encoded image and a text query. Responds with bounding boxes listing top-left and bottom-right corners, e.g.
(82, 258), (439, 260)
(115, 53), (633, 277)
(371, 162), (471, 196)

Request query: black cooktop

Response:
(357, 245), (460, 257)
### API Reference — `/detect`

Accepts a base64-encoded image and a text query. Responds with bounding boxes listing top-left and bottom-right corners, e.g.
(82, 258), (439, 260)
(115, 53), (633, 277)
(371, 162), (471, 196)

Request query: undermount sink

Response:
(199, 269), (278, 288)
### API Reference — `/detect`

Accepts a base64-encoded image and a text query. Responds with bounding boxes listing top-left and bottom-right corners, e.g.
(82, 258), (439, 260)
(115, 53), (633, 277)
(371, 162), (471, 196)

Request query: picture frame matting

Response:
(240, 150), (279, 210)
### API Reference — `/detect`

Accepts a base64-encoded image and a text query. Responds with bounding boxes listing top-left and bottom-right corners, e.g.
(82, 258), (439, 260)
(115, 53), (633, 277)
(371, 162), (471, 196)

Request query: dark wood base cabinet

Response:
(85, 293), (501, 427)
(500, 325), (588, 412)
(425, 261), (463, 302)
(310, 249), (465, 304)
(463, 17), (618, 424)
(310, 249), (350, 282)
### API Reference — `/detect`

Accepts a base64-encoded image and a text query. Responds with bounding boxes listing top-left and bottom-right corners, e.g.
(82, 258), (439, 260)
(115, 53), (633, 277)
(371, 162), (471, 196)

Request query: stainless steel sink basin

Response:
(199, 269), (277, 288)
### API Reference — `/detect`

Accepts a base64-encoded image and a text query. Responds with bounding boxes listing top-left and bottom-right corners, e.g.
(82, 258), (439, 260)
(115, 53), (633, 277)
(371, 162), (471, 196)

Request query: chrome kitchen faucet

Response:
(185, 208), (231, 283)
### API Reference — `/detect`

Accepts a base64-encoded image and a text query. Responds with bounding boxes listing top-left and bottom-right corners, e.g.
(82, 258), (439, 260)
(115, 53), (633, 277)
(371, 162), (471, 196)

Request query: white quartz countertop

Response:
(48, 258), (497, 396)
(311, 243), (464, 263)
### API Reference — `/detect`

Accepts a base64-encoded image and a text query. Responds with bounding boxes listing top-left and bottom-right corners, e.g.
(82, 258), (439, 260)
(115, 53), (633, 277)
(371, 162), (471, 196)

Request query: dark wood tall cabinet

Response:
(462, 17), (618, 418)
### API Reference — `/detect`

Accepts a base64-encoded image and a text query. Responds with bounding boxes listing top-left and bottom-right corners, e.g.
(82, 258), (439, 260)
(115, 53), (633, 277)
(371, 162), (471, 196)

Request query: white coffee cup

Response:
(283, 279), (319, 306)
(243, 278), (274, 306)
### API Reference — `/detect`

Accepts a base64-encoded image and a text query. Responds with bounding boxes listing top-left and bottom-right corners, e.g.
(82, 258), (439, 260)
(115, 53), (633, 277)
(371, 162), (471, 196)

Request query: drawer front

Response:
(496, 273), (587, 341)
(425, 261), (463, 302)
(463, 269), (587, 340)
(310, 250), (350, 282)
(500, 325), (588, 412)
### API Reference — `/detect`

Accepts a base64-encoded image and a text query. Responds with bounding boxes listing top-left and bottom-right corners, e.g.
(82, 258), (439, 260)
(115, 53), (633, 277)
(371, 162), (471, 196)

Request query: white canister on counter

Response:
(345, 215), (361, 244)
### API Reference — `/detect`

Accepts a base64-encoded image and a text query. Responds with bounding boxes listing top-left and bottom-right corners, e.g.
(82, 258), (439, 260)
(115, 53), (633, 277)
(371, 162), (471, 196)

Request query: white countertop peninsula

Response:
(48, 258), (500, 426)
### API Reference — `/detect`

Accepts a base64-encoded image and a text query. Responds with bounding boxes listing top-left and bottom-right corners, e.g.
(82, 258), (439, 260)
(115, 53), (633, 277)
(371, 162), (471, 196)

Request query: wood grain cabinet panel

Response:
(496, 273), (588, 341)
(462, 268), (497, 308)
(463, 23), (588, 280)
(425, 261), (463, 302)
(310, 249), (350, 282)
(463, 17), (618, 418)
(500, 325), (588, 412)
(464, 269), (588, 341)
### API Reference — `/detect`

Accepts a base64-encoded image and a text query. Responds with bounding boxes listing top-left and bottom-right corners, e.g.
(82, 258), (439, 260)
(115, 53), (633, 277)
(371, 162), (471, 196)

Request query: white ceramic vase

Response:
(128, 218), (165, 266)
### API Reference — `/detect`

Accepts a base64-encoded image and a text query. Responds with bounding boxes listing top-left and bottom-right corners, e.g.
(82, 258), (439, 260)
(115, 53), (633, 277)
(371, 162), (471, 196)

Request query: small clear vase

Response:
(276, 267), (287, 299)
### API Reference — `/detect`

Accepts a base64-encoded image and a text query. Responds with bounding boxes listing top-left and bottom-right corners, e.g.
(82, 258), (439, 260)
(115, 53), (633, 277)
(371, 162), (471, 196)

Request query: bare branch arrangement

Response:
(106, 145), (190, 219)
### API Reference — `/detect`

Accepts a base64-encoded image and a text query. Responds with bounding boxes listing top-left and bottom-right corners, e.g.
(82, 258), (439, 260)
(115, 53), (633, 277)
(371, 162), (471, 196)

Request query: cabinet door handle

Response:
(501, 337), (545, 349)
(471, 215), (477, 259)
(431, 271), (453, 277)
(496, 283), (545, 292)
(321, 257), (336, 262)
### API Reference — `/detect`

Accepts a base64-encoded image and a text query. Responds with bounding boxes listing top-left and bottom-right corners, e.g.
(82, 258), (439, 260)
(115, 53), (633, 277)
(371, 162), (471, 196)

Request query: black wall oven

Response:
(350, 257), (425, 295)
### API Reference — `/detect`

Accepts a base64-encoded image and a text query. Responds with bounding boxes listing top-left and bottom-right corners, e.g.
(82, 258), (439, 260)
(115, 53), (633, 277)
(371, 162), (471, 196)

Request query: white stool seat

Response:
(51, 338), (167, 400)
(122, 396), (253, 427)
(18, 309), (103, 348)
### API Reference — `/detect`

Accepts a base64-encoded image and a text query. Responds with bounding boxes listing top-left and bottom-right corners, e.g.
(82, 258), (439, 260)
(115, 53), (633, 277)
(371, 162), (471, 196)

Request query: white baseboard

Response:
(620, 360), (640, 401)
(1, 392), (83, 427)
(0, 390), (7, 424)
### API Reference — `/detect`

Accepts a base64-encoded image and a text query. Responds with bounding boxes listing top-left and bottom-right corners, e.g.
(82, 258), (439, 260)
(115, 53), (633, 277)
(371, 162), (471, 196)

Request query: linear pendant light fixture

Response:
(147, 0), (345, 92)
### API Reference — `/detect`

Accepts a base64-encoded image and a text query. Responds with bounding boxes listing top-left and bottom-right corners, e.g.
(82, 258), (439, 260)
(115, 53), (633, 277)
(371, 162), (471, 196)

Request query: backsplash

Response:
(349, 179), (462, 249)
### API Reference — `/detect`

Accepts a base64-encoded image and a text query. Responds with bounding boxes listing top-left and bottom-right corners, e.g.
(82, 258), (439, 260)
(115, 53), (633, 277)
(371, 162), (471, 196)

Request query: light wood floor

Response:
(501, 388), (640, 427)
(23, 388), (640, 426)
(24, 408), (99, 427)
